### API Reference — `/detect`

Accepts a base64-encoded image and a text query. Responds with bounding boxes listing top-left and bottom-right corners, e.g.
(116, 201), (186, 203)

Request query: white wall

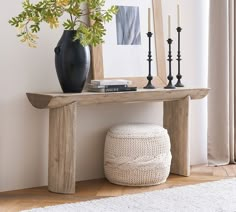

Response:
(0, 0), (209, 192)
(162, 0), (209, 165)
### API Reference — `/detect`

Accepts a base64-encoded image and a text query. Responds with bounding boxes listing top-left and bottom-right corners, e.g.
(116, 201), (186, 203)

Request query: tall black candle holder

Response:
(164, 38), (175, 89)
(144, 32), (155, 89)
(175, 27), (184, 87)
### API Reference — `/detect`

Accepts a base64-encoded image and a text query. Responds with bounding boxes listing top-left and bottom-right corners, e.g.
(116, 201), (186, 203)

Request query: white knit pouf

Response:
(104, 124), (172, 186)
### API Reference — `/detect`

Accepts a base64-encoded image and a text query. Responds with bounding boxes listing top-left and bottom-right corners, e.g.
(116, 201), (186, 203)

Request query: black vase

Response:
(55, 30), (90, 93)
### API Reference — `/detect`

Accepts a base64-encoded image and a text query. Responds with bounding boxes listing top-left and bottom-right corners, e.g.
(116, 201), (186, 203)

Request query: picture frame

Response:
(91, 0), (166, 88)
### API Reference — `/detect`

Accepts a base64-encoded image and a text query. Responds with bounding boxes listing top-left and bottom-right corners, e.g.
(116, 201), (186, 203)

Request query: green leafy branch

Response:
(9, 0), (118, 47)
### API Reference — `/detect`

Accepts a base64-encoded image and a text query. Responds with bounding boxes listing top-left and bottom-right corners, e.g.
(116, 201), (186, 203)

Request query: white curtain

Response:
(208, 0), (236, 165)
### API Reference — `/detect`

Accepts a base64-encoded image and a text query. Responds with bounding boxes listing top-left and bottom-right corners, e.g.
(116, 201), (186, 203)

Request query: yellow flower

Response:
(17, 24), (38, 48)
(47, 17), (59, 29)
(56, 0), (70, 7)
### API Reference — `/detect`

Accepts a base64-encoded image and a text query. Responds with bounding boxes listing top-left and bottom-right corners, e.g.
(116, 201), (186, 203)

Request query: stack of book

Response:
(87, 79), (137, 93)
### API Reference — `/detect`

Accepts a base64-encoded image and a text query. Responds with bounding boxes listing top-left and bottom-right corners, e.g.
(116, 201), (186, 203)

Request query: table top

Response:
(26, 88), (210, 109)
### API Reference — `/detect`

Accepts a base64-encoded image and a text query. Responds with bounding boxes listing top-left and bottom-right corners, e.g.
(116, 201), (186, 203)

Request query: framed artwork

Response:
(91, 0), (166, 88)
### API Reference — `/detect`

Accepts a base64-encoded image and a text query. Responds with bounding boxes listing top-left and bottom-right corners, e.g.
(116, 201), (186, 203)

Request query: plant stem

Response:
(70, 14), (75, 30)
(74, 17), (89, 27)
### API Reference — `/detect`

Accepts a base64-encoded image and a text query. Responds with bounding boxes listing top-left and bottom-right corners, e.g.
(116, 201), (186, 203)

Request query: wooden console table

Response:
(27, 88), (209, 194)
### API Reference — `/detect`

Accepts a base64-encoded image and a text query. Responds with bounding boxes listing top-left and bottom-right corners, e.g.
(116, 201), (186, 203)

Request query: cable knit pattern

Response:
(104, 124), (172, 186)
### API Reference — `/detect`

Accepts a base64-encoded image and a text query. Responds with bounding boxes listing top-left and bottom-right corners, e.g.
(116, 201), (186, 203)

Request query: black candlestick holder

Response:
(175, 27), (184, 87)
(165, 38), (175, 89)
(144, 32), (155, 89)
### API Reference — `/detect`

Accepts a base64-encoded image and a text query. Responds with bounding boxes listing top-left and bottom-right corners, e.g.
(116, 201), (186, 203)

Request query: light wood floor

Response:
(0, 164), (236, 212)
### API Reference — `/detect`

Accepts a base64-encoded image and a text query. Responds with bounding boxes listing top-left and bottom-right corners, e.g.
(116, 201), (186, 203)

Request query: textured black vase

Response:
(55, 30), (90, 93)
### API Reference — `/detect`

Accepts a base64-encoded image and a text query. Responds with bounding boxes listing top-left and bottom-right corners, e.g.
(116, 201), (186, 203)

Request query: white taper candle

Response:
(168, 15), (171, 38)
(148, 8), (151, 32)
(177, 4), (180, 27)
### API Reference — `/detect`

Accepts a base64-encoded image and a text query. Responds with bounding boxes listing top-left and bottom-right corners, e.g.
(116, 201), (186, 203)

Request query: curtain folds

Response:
(208, 0), (235, 165)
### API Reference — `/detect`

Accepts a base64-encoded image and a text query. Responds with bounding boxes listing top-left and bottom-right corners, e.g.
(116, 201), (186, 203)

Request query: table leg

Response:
(48, 102), (77, 194)
(163, 96), (190, 176)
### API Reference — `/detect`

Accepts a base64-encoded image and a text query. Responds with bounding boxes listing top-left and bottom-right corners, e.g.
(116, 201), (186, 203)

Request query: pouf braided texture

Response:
(104, 124), (172, 186)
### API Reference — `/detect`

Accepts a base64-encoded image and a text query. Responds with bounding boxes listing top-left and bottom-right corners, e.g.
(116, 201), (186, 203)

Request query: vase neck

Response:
(62, 30), (76, 38)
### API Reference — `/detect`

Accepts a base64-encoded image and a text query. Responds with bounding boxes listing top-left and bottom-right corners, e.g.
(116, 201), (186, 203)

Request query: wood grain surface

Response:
(27, 88), (209, 109)
(48, 103), (77, 194)
(0, 165), (235, 212)
(164, 96), (190, 176)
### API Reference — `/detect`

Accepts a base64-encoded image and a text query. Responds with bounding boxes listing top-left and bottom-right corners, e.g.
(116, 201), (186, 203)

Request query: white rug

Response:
(24, 178), (236, 212)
